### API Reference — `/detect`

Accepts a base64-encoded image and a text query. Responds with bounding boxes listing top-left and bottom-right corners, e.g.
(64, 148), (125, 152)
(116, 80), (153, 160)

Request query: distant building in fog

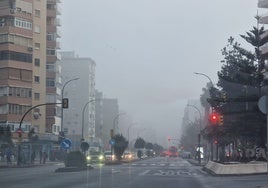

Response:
(60, 51), (96, 150)
(95, 90), (119, 150)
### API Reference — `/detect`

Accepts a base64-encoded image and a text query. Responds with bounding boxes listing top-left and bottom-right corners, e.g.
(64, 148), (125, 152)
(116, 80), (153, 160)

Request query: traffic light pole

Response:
(17, 102), (62, 166)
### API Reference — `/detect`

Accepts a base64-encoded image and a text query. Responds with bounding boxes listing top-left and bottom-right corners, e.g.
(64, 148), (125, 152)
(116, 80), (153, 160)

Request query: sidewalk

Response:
(186, 158), (207, 166)
(203, 160), (268, 176)
(0, 157), (62, 168)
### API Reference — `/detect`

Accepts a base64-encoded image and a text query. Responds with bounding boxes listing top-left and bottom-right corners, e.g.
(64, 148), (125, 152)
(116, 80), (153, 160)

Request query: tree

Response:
(134, 137), (145, 149)
(145, 142), (153, 150)
(0, 126), (13, 146)
(153, 143), (164, 155)
(113, 134), (128, 161)
(180, 122), (199, 154)
(202, 24), (268, 162)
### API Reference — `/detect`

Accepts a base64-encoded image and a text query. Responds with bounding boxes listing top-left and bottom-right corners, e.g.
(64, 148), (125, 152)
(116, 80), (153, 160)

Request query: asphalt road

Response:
(0, 157), (268, 188)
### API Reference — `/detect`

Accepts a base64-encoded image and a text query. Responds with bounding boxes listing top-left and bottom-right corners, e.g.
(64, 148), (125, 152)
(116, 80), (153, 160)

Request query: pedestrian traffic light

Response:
(62, 98), (68, 109)
(219, 115), (224, 126)
(209, 113), (219, 125)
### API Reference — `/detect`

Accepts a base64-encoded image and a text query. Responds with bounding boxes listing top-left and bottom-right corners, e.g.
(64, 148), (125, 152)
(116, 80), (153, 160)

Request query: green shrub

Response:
(64, 151), (86, 167)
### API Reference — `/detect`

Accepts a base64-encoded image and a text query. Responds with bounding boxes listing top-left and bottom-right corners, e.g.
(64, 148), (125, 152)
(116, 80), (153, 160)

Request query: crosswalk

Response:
(123, 162), (191, 168)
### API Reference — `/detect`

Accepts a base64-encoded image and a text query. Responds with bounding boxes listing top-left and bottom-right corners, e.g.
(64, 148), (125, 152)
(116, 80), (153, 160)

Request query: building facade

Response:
(95, 90), (119, 150)
(0, 0), (61, 143)
(60, 51), (96, 150)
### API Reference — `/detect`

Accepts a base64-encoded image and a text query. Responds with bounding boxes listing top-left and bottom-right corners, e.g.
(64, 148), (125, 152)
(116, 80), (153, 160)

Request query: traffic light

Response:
(62, 98), (69, 109)
(219, 115), (224, 126)
(17, 128), (22, 138)
(209, 113), (219, 125)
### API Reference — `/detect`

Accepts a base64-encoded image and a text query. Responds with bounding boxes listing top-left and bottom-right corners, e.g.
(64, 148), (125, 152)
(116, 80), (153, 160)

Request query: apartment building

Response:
(59, 51), (96, 149)
(95, 90), (119, 150)
(0, 0), (61, 143)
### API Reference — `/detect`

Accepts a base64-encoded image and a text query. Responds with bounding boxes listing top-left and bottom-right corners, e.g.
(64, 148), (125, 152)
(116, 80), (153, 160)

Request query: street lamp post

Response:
(81, 99), (96, 141)
(111, 113), (126, 161)
(127, 122), (137, 151)
(193, 72), (214, 86)
(112, 113), (126, 135)
(194, 72), (215, 161)
(61, 78), (79, 132)
(187, 104), (202, 165)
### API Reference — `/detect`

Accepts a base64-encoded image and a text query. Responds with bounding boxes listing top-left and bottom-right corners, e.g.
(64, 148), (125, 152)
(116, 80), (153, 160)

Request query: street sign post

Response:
(60, 139), (72, 150)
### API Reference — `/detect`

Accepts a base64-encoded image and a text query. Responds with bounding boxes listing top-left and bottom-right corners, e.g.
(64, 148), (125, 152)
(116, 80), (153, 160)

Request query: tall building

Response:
(60, 51), (96, 150)
(0, 0), (61, 143)
(95, 90), (119, 150)
(45, 0), (61, 136)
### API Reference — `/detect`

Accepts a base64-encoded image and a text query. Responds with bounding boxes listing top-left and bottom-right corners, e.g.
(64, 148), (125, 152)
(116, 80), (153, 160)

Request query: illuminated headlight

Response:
(86, 156), (91, 161)
(112, 155), (115, 160)
(99, 155), (104, 160)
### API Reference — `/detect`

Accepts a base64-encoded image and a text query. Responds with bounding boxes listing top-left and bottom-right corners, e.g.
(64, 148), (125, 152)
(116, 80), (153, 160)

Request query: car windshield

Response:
(1, 0), (268, 188)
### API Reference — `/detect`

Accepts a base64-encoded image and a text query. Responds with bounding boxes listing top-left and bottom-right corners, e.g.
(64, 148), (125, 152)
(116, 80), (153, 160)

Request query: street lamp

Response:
(61, 77), (79, 132)
(128, 122), (137, 151)
(81, 99), (96, 141)
(112, 113), (126, 135)
(187, 104), (202, 165)
(193, 72), (214, 86)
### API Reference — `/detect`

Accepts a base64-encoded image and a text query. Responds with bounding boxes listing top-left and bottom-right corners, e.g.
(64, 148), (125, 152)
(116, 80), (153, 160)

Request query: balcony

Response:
(260, 42), (268, 55)
(259, 12), (268, 24)
(258, 0), (268, 8)
(47, 8), (57, 18)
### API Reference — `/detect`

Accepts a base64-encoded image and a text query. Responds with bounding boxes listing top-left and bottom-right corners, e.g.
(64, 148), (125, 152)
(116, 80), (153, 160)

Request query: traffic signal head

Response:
(219, 115), (224, 126)
(62, 98), (69, 109)
(17, 128), (22, 138)
(209, 113), (219, 125)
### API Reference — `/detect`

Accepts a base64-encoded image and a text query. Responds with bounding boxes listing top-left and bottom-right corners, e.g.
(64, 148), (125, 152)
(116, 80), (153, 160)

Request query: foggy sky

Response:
(61, 0), (259, 146)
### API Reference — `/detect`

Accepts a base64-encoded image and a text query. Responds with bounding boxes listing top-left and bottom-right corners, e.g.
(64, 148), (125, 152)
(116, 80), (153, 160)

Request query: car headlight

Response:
(99, 155), (104, 160)
(86, 156), (91, 161)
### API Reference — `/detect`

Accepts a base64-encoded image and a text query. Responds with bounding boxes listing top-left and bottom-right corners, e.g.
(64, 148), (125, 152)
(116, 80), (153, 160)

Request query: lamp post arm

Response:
(193, 72), (214, 86)
(19, 103), (62, 130)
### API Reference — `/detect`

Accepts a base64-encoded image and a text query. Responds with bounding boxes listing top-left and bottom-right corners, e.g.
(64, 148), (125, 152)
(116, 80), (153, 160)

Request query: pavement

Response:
(203, 160), (268, 176)
(0, 157), (62, 168)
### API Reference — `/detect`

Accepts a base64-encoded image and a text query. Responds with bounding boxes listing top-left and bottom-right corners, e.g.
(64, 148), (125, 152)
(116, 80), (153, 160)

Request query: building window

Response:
(34, 58), (40, 66)
(46, 64), (54, 72)
(34, 43), (40, 50)
(34, 25), (40, 33)
(0, 104), (8, 114)
(34, 93), (40, 100)
(46, 78), (55, 87)
(14, 18), (32, 30)
(34, 76), (40, 83)
(47, 49), (56, 56)
(0, 51), (32, 63)
(35, 10), (41, 17)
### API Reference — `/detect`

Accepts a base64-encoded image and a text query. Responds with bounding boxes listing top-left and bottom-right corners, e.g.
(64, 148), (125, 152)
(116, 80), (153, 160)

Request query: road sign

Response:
(258, 95), (268, 114)
(109, 139), (115, 146)
(60, 139), (72, 150)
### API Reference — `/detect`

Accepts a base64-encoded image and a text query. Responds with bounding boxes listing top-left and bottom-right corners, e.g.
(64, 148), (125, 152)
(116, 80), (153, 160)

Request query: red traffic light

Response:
(210, 113), (219, 125)
(17, 128), (22, 138)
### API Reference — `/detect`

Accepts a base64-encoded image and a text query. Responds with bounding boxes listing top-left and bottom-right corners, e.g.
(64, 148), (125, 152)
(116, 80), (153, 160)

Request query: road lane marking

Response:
(139, 170), (150, 176)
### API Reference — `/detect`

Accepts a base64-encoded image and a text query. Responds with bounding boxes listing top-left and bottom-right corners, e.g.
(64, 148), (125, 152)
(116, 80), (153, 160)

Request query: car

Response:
(123, 151), (134, 161)
(103, 151), (116, 163)
(86, 151), (105, 164)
